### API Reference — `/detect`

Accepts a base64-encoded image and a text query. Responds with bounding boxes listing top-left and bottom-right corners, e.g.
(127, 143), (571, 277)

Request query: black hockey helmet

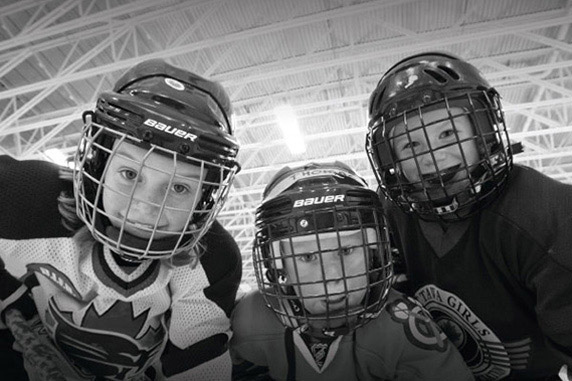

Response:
(366, 52), (512, 221)
(74, 59), (240, 261)
(253, 162), (393, 336)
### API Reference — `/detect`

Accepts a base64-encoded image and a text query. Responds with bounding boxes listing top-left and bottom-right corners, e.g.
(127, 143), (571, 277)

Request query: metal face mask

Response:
(75, 120), (238, 261)
(253, 162), (393, 336)
(366, 52), (512, 221)
(74, 59), (240, 261)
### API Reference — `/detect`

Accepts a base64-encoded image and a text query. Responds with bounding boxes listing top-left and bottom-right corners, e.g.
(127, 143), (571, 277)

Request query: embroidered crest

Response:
(310, 343), (328, 369)
(387, 295), (449, 352)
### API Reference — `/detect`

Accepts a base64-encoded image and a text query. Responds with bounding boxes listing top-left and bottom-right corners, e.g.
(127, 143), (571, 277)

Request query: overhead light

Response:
(239, 283), (252, 293)
(44, 148), (69, 167)
(274, 104), (305, 155)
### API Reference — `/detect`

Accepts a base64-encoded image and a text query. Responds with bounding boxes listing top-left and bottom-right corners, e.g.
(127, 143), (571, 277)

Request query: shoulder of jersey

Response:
(232, 290), (284, 336)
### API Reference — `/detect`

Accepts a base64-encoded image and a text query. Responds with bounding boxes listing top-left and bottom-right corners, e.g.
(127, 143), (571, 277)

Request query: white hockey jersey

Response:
(0, 223), (240, 381)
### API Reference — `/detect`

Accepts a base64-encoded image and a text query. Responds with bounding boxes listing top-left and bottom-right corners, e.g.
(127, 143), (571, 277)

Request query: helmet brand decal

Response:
(265, 168), (366, 201)
(164, 78), (185, 91)
(293, 194), (344, 208)
(143, 118), (198, 141)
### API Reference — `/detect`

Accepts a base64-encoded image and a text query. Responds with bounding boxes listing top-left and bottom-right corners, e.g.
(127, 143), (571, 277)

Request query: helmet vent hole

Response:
(424, 69), (447, 83)
(437, 65), (460, 80)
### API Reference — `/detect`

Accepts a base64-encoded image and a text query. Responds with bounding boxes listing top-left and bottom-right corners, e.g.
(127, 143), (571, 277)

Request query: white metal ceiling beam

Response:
(1, 3), (566, 103)
(0, 25), (133, 133)
(0, 0), (212, 64)
(20, 0), (78, 35)
(0, 0), (168, 52)
(217, 11), (572, 86)
(0, 0), (45, 18)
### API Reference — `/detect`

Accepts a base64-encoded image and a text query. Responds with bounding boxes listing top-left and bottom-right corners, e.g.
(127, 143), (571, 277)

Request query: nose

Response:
(322, 253), (346, 282)
(419, 148), (448, 170)
(125, 184), (165, 220)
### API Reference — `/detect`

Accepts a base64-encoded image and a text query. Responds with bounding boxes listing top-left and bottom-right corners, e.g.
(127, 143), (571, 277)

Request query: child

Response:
(366, 52), (572, 379)
(0, 59), (242, 380)
(230, 162), (473, 381)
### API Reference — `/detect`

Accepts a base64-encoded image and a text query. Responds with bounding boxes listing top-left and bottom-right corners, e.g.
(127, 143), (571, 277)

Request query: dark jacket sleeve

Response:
(0, 155), (72, 239)
(200, 220), (242, 318)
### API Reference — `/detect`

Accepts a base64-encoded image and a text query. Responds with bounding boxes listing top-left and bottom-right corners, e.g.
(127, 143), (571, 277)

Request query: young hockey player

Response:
(230, 162), (473, 381)
(366, 52), (572, 380)
(0, 59), (242, 380)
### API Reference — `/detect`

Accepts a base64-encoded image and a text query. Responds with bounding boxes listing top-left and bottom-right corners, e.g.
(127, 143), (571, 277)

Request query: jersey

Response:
(0, 222), (241, 381)
(385, 164), (572, 380)
(0, 156), (242, 380)
(230, 288), (474, 381)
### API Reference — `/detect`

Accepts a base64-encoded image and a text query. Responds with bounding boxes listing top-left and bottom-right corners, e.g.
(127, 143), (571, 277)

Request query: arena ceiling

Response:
(0, 0), (571, 286)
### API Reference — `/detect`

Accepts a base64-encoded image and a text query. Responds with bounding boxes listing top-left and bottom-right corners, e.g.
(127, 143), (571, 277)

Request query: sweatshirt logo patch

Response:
(415, 285), (532, 380)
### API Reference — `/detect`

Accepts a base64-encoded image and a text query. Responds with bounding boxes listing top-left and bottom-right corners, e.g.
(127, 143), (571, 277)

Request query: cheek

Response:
(162, 207), (194, 231)
(461, 141), (480, 165)
(101, 185), (123, 215)
(286, 262), (313, 285)
(344, 260), (368, 288)
(399, 158), (421, 181)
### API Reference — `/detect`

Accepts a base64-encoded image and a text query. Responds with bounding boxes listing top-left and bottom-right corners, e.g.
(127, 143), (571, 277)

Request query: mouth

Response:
(115, 215), (167, 233)
(421, 164), (461, 185)
(323, 296), (347, 309)
(129, 221), (161, 230)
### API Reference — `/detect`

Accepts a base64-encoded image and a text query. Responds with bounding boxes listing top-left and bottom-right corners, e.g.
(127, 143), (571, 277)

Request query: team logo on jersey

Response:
(415, 285), (532, 380)
(310, 343), (328, 369)
(387, 295), (449, 352)
(44, 298), (165, 379)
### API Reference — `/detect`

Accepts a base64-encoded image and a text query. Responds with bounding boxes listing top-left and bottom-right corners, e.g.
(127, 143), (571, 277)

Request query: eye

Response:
(298, 253), (317, 263)
(402, 141), (419, 151)
(172, 183), (192, 194)
(120, 169), (138, 180)
(439, 129), (456, 139)
(339, 247), (355, 256)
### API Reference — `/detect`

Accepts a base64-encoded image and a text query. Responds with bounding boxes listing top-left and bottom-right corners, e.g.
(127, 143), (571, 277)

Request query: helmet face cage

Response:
(366, 53), (513, 221)
(73, 60), (239, 261)
(252, 163), (393, 336)
(74, 120), (238, 261)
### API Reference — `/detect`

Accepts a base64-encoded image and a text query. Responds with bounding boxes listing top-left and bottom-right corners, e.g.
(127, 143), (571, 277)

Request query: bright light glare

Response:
(274, 104), (306, 154)
(44, 148), (69, 167)
(239, 283), (252, 293)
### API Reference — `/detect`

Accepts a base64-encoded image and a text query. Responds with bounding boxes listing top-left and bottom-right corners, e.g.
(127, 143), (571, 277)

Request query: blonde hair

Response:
(57, 166), (84, 233)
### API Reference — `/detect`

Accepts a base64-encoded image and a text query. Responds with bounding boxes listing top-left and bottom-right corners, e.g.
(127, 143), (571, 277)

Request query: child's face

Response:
(102, 141), (205, 240)
(281, 230), (369, 316)
(391, 107), (479, 196)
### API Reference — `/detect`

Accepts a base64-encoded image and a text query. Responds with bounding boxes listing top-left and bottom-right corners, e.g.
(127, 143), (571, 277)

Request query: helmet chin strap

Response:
(104, 225), (188, 251)
(408, 161), (489, 217)
(94, 216), (195, 261)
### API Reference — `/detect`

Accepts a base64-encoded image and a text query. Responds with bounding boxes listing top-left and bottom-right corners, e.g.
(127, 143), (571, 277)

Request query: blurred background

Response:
(0, 0), (571, 288)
